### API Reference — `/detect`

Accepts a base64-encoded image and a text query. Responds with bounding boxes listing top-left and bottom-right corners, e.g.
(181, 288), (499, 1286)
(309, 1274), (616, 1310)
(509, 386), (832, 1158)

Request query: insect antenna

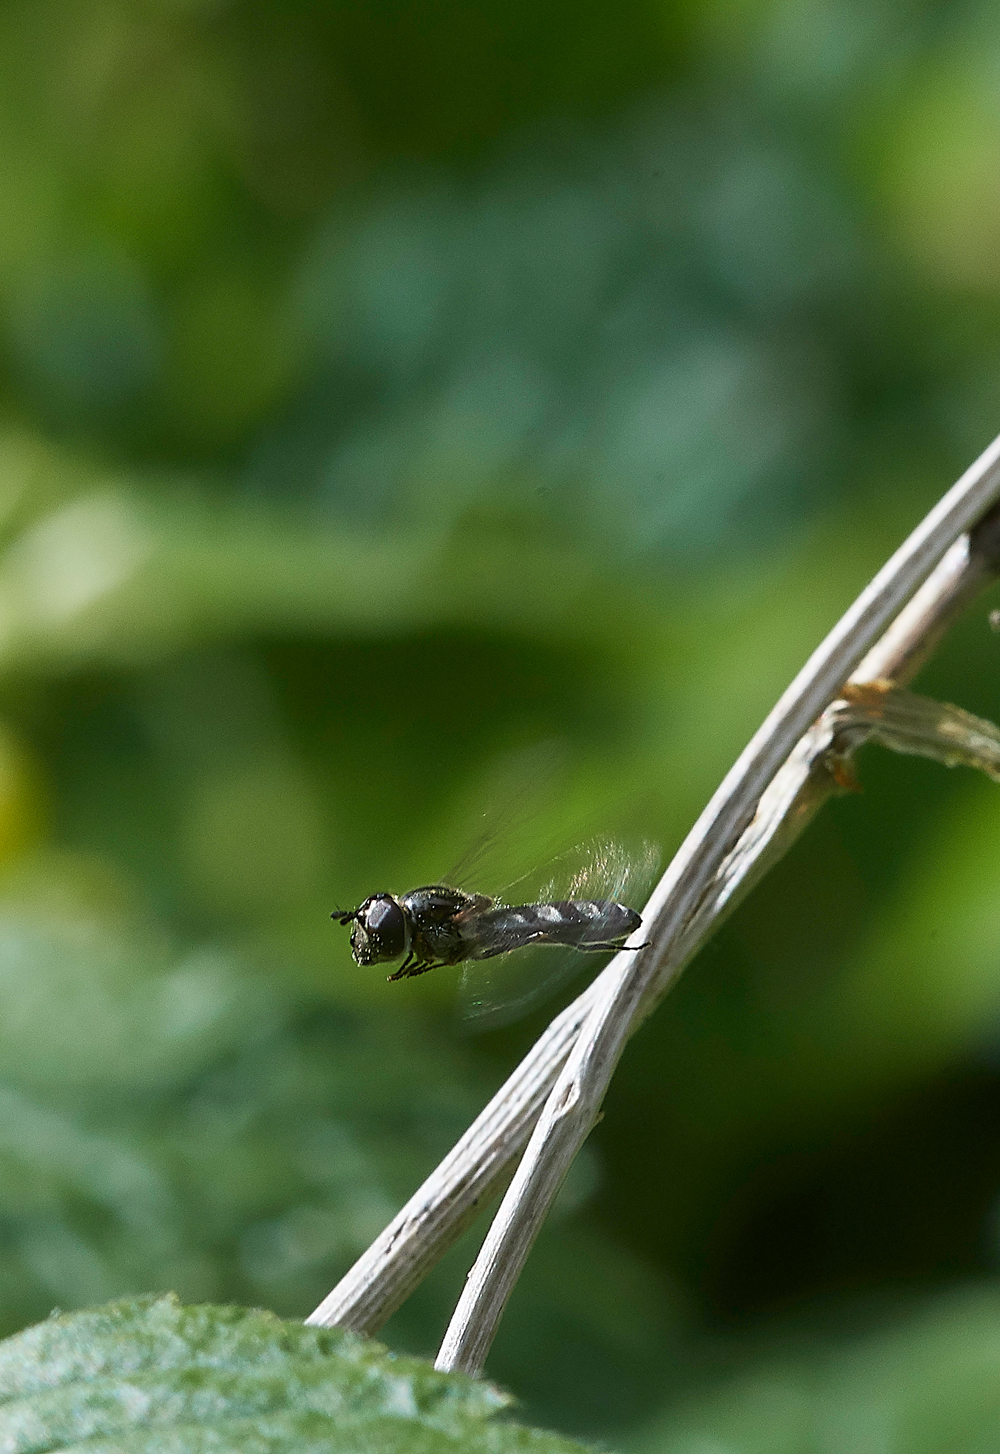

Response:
(330, 908), (359, 925)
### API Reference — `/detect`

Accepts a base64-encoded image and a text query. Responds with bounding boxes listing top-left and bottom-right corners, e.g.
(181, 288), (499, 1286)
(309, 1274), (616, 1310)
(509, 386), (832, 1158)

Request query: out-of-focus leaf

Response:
(0, 1294), (589, 1452)
(0, 859), (679, 1438)
(282, 104), (849, 561)
(628, 1283), (1000, 1454)
(0, 884), (476, 1325)
(0, 488), (659, 673)
(0, 887), (278, 1096)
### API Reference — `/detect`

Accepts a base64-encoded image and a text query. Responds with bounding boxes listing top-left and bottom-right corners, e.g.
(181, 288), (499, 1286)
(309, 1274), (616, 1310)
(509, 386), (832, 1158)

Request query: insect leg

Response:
(401, 961), (438, 978)
(388, 955), (442, 980)
(387, 950), (418, 981)
(576, 939), (649, 952)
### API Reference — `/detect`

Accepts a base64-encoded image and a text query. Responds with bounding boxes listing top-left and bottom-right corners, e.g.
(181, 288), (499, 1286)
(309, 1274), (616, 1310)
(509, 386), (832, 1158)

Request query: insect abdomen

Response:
(465, 899), (642, 960)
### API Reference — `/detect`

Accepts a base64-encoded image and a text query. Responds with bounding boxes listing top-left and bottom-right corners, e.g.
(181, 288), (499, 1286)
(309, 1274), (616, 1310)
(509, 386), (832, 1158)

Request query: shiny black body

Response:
(333, 882), (643, 981)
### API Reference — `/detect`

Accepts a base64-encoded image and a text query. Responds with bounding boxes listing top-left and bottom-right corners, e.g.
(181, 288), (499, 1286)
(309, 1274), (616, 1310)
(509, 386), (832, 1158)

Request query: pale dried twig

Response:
(307, 435), (1000, 1367)
(434, 436), (1000, 1374)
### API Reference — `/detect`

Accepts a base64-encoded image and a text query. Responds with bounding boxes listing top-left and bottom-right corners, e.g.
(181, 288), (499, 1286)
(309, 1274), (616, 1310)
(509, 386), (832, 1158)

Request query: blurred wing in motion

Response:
(437, 739), (571, 899)
(458, 838), (660, 1030)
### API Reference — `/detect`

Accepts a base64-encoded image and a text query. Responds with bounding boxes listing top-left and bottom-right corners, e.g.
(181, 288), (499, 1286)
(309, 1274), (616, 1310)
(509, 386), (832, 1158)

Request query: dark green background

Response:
(2, 0), (1000, 1447)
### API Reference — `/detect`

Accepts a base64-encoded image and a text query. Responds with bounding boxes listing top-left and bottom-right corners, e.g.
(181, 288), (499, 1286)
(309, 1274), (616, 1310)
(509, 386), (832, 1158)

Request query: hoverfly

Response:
(333, 838), (658, 1026)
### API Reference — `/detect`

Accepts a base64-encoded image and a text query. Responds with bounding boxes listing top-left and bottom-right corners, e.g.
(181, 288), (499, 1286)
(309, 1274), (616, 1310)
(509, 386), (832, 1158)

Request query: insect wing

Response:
(535, 838), (658, 930)
(458, 838), (660, 1030)
(436, 740), (571, 899)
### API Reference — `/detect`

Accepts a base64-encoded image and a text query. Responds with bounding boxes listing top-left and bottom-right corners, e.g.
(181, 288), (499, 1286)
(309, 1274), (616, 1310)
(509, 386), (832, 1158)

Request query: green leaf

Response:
(0, 1295), (592, 1453)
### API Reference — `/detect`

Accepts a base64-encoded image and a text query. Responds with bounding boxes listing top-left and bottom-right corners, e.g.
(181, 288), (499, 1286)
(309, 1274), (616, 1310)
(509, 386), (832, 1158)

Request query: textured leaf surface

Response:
(0, 1296), (590, 1453)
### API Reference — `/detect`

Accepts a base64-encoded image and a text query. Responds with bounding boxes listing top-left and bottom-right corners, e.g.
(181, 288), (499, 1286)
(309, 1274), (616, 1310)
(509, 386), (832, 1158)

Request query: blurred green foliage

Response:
(2, 0), (1000, 1448)
(0, 1295), (591, 1452)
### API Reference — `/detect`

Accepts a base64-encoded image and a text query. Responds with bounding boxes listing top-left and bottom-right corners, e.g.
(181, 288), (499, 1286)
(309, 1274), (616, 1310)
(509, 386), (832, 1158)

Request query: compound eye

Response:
(361, 895), (407, 959)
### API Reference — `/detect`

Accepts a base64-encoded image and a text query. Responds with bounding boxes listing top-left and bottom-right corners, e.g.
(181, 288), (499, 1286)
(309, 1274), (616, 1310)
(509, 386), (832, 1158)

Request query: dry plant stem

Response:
(677, 509), (1000, 947)
(853, 497), (1000, 684)
(307, 442), (1000, 1344)
(306, 975), (604, 1332)
(434, 437), (1000, 1375)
